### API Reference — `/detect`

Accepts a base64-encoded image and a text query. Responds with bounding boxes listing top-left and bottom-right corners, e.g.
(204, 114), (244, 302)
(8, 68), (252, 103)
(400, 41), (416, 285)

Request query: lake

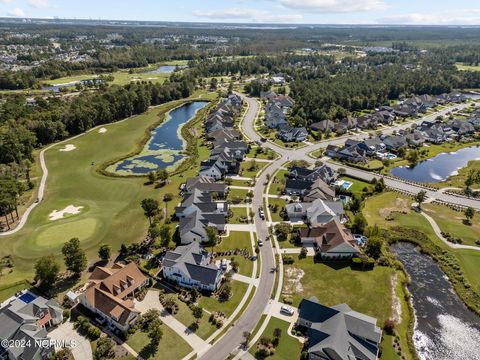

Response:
(144, 65), (186, 74)
(392, 243), (480, 360)
(111, 101), (208, 175)
(390, 145), (480, 182)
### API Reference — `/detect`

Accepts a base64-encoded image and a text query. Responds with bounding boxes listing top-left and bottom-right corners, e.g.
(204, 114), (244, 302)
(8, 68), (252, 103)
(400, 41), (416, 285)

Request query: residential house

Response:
(278, 126), (308, 142)
(448, 119), (475, 136)
(405, 131), (426, 147)
(326, 144), (367, 163)
(310, 120), (335, 133)
(298, 219), (359, 259)
(184, 177), (228, 198)
(285, 199), (345, 226)
(303, 178), (336, 202)
(79, 262), (148, 332)
(0, 292), (63, 360)
(297, 297), (382, 360)
(289, 164), (336, 185)
(381, 135), (408, 151)
(162, 242), (223, 291)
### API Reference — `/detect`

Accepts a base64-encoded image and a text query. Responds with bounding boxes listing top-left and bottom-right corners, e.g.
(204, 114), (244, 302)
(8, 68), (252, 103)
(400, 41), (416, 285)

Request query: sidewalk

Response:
(135, 291), (210, 354)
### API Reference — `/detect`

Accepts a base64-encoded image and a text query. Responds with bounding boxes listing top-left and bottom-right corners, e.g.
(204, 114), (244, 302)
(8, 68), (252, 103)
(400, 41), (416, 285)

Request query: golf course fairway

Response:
(0, 94), (216, 300)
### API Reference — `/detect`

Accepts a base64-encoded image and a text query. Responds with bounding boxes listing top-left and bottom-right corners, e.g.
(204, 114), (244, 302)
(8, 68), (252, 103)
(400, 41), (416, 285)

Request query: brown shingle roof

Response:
(299, 219), (359, 254)
(83, 262), (146, 326)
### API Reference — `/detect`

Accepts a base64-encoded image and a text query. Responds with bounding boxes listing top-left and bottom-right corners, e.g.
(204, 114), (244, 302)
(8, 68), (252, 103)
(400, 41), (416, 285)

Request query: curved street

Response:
(201, 94), (480, 359)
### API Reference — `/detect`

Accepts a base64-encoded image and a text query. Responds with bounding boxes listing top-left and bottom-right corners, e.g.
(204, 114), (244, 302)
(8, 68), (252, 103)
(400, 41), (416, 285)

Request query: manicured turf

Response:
(229, 206), (249, 224)
(456, 250), (480, 295)
(250, 318), (303, 360)
(0, 97), (215, 289)
(216, 231), (254, 277)
(246, 146), (277, 160)
(456, 63), (480, 72)
(269, 170), (288, 196)
(423, 203), (480, 247)
(227, 188), (251, 203)
(126, 325), (192, 360)
(380, 335), (401, 360)
(162, 294), (217, 340)
(282, 257), (393, 324)
(340, 175), (372, 196)
(240, 161), (268, 178)
(267, 198), (287, 222)
(198, 280), (249, 317)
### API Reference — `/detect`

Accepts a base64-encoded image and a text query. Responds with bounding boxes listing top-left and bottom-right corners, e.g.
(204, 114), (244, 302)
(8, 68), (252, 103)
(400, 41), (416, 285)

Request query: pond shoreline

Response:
(392, 242), (480, 360)
(98, 98), (211, 178)
(390, 143), (480, 183)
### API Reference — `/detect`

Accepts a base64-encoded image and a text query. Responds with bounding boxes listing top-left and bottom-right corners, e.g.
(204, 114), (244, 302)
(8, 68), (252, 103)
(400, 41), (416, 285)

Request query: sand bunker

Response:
(49, 205), (83, 221)
(59, 144), (76, 152)
(98, 127), (107, 133)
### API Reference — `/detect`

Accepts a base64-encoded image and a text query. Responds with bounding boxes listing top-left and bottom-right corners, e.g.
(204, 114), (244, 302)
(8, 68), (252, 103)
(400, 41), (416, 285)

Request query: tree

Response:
(206, 226), (219, 247)
(406, 149), (419, 167)
(98, 244), (111, 262)
(191, 305), (204, 323)
(156, 169), (169, 184)
(351, 214), (367, 234)
(148, 319), (163, 346)
(34, 255), (59, 290)
(190, 286), (200, 303)
(230, 258), (239, 272)
(373, 178), (385, 193)
(275, 222), (292, 241)
(365, 237), (383, 259)
(272, 327), (282, 346)
(148, 171), (157, 184)
(62, 238), (87, 275)
(218, 283), (232, 301)
(465, 169), (480, 190)
(141, 198), (159, 225)
(299, 247), (308, 259)
(415, 190), (427, 209)
(464, 207), (475, 225)
(94, 337), (115, 360)
(159, 224), (171, 247)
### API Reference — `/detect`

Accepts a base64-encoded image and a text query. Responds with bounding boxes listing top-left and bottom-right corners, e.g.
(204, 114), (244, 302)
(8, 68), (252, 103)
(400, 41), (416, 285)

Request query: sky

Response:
(1, 0), (480, 25)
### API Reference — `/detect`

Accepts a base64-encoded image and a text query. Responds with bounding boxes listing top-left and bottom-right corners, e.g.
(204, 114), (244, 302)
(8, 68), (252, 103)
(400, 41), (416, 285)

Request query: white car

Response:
(258, 239), (264, 247)
(280, 305), (294, 316)
(259, 209), (265, 220)
(221, 259), (228, 270)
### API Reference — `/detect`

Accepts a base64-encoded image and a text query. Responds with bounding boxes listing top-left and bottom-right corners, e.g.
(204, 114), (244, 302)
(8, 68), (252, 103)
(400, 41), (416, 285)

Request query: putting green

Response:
(0, 94), (216, 297)
(33, 218), (98, 249)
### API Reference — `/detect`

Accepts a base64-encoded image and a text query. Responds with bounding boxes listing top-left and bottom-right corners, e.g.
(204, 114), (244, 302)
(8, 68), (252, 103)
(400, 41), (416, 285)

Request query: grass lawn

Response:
(456, 250), (480, 295)
(380, 335), (401, 360)
(199, 280), (249, 317)
(456, 63), (480, 71)
(423, 203), (480, 247)
(228, 188), (251, 204)
(340, 175), (372, 196)
(42, 73), (100, 85)
(163, 294), (217, 340)
(229, 206), (249, 224)
(126, 325), (192, 360)
(250, 318), (303, 360)
(0, 96), (215, 293)
(282, 257), (394, 324)
(229, 178), (255, 187)
(240, 161), (268, 178)
(246, 146), (278, 160)
(267, 198), (287, 222)
(0, 281), (32, 303)
(216, 231), (254, 277)
(269, 170), (288, 196)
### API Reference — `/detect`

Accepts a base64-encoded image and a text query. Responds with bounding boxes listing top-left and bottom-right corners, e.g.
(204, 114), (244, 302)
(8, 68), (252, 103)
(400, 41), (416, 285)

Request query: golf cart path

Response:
(420, 211), (480, 251)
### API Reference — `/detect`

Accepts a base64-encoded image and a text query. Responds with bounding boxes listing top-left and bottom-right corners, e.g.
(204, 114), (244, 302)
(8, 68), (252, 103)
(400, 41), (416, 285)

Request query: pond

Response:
(110, 101), (208, 175)
(144, 65), (187, 74)
(392, 243), (480, 360)
(390, 145), (480, 182)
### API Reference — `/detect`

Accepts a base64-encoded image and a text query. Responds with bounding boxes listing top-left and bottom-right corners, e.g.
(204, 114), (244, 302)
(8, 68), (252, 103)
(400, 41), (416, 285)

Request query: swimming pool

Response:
(341, 181), (353, 190)
(18, 292), (37, 304)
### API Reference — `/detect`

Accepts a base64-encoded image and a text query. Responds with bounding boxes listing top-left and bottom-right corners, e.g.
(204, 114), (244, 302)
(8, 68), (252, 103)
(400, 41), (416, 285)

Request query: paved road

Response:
(199, 95), (278, 360)
(200, 94), (480, 360)
(48, 321), (93, 360)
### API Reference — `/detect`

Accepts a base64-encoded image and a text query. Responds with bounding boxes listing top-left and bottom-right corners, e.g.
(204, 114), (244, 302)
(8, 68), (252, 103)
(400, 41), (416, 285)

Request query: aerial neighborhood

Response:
(1, 16), (480, 360)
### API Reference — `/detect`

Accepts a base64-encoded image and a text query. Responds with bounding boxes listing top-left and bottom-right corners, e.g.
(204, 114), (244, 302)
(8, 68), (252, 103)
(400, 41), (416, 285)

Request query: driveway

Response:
(49, 321), (93, 360)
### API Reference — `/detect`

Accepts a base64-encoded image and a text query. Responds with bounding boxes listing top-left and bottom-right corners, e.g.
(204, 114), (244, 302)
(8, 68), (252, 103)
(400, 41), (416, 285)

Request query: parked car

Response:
(258, 239), (264, 247)
(221, 259), (228, 270)
(353, 234), (368, 246)
(259, 208), (265, 220)
(280, 305), (294, 316)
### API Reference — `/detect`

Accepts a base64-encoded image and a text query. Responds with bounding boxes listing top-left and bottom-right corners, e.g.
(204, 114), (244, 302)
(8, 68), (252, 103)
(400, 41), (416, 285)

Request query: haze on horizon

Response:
(1, 0), (480, 26)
